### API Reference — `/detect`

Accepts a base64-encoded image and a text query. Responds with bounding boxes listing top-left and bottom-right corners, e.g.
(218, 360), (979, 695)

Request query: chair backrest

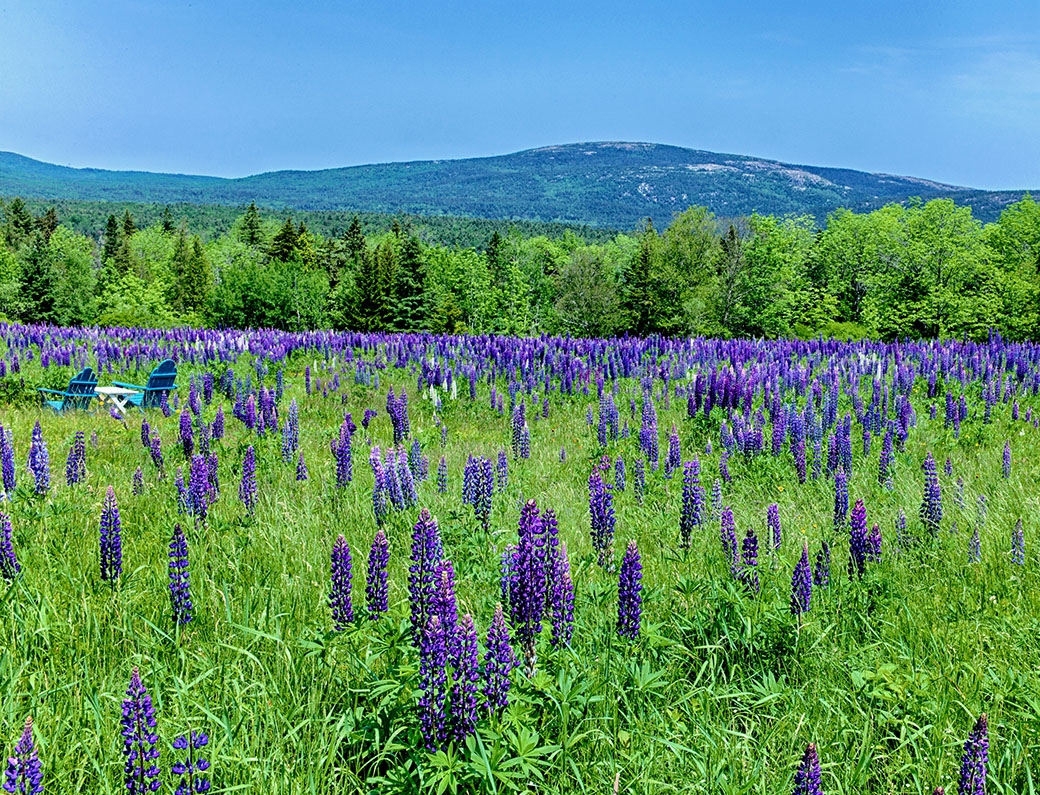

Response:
(143, 360), (177, 408)
(63, 368), (98, 410)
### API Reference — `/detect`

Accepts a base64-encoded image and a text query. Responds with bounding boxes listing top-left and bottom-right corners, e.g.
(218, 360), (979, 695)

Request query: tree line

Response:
(1, 194), (1039, 340)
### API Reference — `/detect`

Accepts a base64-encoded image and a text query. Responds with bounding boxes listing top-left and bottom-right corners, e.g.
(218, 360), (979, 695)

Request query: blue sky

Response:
(1, 0), (1038, 188)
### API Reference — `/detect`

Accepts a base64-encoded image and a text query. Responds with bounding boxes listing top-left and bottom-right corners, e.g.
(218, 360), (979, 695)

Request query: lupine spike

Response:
(121, 667), (161, 794)
(168, 523), (193, 625)
(617, 540), (643, 640)
(99, 486), (123, 582)
(4, 716), (43, 795)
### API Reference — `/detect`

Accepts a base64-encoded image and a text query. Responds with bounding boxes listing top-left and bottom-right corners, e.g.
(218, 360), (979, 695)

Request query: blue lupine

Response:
(958, 714), (988, 795)
(3, 716), (42, 795)
(497, 450), (509, 492)
(1, 424), (15, 497)
(436, 456), (447, 494)
(792, 743), (821, 795)
(171, 731), (210, 795)
(548, 539), (574, 649)
(589, 469), (615, 567)
(239, 445), (257, 516)
(0, 512), (19, 581)
(833, 468), (848, 533)
(296, 451), (308, 481)
(767, 503), (781, 552)
(634, 458), (645, 503)
(66, 430), (86, 486)
(366, 528), (389, 619)
(121, 667), (161, 794)
(791, 542), (812, 617)
(449, 613), (481, 745)
(100, 486), (123, 582)
(1012, 519), (1024, 565)
(132, 466), (144, 496)
(740, 528), (759, 595)
(720, 506), (738, 576)
(617, 540), (643, 640)
(504, 499), (548, 675)
(180, 409), (194, 459)
(149, 435), (164, 473)
(169, 523), (193, 625)
(614, 454), (626, 492)
(330, 534), (354, 629)
(1003, 440), (1011, 478)
(483, 603), (514, 716)
(848, 498), (867, 580)
(813, 540), (830, 589)
(920, 452), (942, 537)
(408, 509), (444, 642)
(188, 454), (210, 524)
(679, 459), (704, 548)
(418, 614), (449, 751)
(27, 421), (49, 495)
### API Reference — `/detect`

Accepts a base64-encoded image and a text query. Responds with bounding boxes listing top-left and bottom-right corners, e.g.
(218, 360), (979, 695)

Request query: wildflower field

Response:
(1, 324), (1038, 794)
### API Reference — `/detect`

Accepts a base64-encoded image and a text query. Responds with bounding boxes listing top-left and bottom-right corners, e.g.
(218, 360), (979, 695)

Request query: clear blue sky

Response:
(1, 0), (1038, 189)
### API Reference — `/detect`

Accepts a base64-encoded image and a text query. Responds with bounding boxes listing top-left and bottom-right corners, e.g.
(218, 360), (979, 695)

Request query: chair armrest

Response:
(37, 388), (70, 396)
(111, 382), (146, 391)
(142, 383), (178, 392)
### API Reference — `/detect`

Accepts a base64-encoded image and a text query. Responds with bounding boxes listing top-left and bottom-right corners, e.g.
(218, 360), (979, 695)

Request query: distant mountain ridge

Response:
(0, 142), (1033, 227)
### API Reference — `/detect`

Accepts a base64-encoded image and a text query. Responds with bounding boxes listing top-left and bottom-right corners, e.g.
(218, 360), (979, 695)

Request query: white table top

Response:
(96, 386), (140, 396)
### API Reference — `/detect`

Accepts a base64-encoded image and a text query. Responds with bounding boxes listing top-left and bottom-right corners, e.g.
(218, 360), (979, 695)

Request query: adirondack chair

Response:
(112, 359), (178, 410)
(38, 367), (99, 412)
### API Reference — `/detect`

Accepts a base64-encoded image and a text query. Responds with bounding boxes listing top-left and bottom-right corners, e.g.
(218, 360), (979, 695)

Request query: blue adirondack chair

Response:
(38, 367), (99, 412)
(112, 359), (178, 410)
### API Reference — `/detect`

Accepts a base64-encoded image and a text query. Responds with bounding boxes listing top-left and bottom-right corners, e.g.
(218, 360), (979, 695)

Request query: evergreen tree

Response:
(351, 247), (391, 330)
(36, 208), (59, 242)
(268, 218), (299, 261)
(103, 214), (122, 262)
(183, 236), (210, 313)
(486, 231), (505, 286)
(4, 198), (35, 248)
(169, 228), (192, 310)
(622, 220), (659, 335)
(160, 206), (175, 234)
(394, 235), (426, 331)
(19, 233), (57, 322)
(240, 202), (264, 246)
(122, 209), (137, 238)
(344, 216), (366, 267)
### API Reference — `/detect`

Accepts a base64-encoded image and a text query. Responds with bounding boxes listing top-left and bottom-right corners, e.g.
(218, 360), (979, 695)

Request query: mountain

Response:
(0, 142), (1033, 227)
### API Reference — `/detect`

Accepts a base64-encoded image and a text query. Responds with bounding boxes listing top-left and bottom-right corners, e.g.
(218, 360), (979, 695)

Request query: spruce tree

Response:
(344, 216), (366, 267)
(36, 208), (59, 242)
(183, 236), (210, 313)
(160, 206), (175, 234)
(169, 228), (192, 310)
(19, 233), (57, 322)
(241, 202), (264, 246)
(394, 235), (426, 331)
(622, 219), (659, 335)
(103, 215), (122, 263)
(268, 218), (299, 261)
(122, 209), (137, 238)
(3, 198), (34, 248)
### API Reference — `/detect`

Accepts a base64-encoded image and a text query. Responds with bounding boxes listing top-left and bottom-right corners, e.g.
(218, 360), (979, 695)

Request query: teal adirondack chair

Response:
(38, 367), (99, 412)
(112, 359), (178, 410)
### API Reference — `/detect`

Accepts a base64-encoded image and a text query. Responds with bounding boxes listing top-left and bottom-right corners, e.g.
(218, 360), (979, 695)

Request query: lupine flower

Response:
(1012, 519), (1024, 565)
(945, 457), (953, 477)
(27, 421), (49, 495)
(792, 742), (821, 795)
(958, 713), (988, 795)
(813, 540), (830, 589)
(711, 478), (722, 521)
(332, 420), (353, 487)
(665, 425), (681, 477)
(791, 542), (812, 616)
(239, 446), (257, 516)
(588, 470), (615, 567)
(330, 534), (354, 629)
(833, 468), (848, 533)
(418, 614), (449, 751)
(519, 425), (531, 459)
(188, 454), (210, 524)
(408, 509), (443, 641)
(180, 409), (194, 459)
(169, 523), (193, 625)
(740, 528), (759, 595)
(66, 430), (86, 486)
(633, 457), (645, 503)
(121, 667), (161, 794)
(720, 506), (738, 576)
(920, 452), (942, 537)
(434, 558), (459, 643)
(614, 454), (626, 492)
(149, 435), (164, 473)
(768, 503), (781, 551)
(679, 459), (704, 548)
(548, 540), (574, 649)
(639, 392), (659, 469)
(497, 450), (508, 492)
(295, 451), (308, 481)
(504, 499), (547, 675)
(484, 603), (514, 716)
(867, 523), (882, 563)
(878, 430), (893, 489)
(175, 468), (188, 514)
(100, 486), (123, 582)
(848, 498), (868, 580)
(617, 540), (643, 640)
(449, 613), (480, 745)
(969, 526), (981, 564)
(1003, 440), (1011, 479)
(366, 528), (389, 619)
(559, 445), (566, 463)
(795, 439), (807, 483)
(894, 509), (910, 550)
(3, 716), (42, 795)
(129, 466), (143, 496)
(0, 512), (19, 581)
(0, 424), (15, 497)
(171, 731), (211, 794)
(212, 404), (224, 441)
(436, 456), (447, 494)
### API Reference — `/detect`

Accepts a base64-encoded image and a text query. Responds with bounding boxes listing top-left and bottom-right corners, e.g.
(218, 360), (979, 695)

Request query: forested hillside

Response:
(2, 143), (1035, 227)
(2, 193), (1039, 341)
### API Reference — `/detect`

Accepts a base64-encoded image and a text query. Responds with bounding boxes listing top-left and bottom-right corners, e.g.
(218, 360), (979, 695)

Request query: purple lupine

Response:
(878, 430), (893, 490)
(1002, 440), (1011, 479)
(408, 509), (443, 642)
(633, 457), (645, 503)
(679, 459), (704, 549)
(720, 506), (738, 576)
(969, 525), (981, 564)
(792, 743), (821, 795)
(27, 421), (49, 495)
(330, 534), (354, 629)
(66, 429), (86, 486)
(483, 603), (514, 716)
(100, 486), (123, 582)
(1, 424), (16, 497)
(179, 409), (194, 459)
(1012, 519), (1024, 565)
(296, 451), (308, 481)
(833, 467), (848, 533)
(397, 447), (418, 507)
(497, 450), (509, 492)
(212, 403), (224, 441)
(588, 469), (615, 567)
(795, 439), (807, 483)
(559, 445), (566, 463)
(188, 454), (210, 525)
(366, 528), (389, 619)
(639, 392), (659, 470)
(519, 425), (530, 459)
(711, 478), (722, 521)
(332, 420), (353, 488)
(121, 667), (161, 794)
(169, 523), (193, 625)
(149, 435), (164, 473)
(945, 457), (954, 477)
(958, 713), (988, 795)
(4, 716), (43, 795)
(504, 499), (547, 675)
(791, 542), (812, 617)
(848, 498), (868, 580)
(436, 456), (447, 494)
(740, 528), (759, 596)
(239, 445), (257, 516)
(665, 424), (681, 477)
(614, 454), (626, 492)
(418, 614), (449, 751)
(132, 466), (144, 496)
(548, 540), (574, 649)
(474, 457), (494, 532)
(0, 512), (19, 581)
(434, 558), (459, 643)
(895, 509), (910, 551)
(768, 503), (781, 552)
(813, 540), (830, 589)
(171, 731), (210, 795)
(617, 540), (643, 640)
(449, 613), (480, 745)
(175, 468), (188, 514)
(920, 452), (942, 537)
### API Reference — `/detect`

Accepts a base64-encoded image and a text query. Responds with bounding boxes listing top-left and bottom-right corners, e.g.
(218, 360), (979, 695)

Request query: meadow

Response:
(0, 325), (1037, 794)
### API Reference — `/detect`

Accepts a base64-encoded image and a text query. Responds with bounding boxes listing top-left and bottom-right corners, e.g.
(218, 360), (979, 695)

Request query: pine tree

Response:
(486, 231), (505, 287)
(394, 235), (426, 331)
(36, 208), (59, 242)
(103, 214), (122, 263)
(169, 228), (192, 310)
(374, 239), (397, 329)
(160, 206), (175, 234)
(3, 198), (34, 248)
(20, 233), (57, 322)
(351, 247), (384, 330)
(122, 209), (137, 238)
(241, 202), (264, 246)
(344, 216), (366, 267)
(268, 218), (299, 261)
(183, 236), (210, 312)
(622, 220), (659, 335)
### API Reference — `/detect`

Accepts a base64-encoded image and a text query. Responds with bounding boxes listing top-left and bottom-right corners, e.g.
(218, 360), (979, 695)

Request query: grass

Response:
(0, 351), (1038, 794)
